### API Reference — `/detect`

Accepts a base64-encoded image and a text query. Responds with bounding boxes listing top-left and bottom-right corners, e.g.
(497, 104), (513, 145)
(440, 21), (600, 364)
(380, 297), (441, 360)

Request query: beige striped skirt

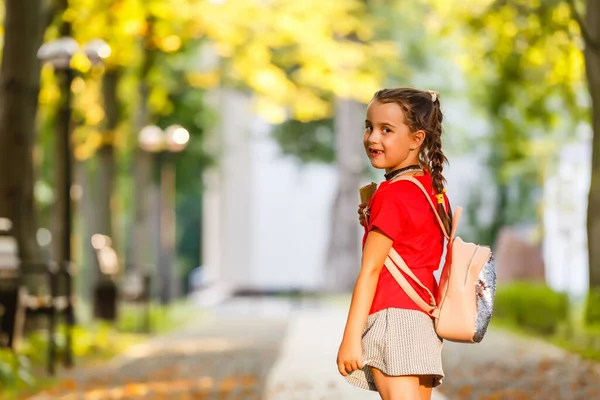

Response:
(345, 308), (444, 391)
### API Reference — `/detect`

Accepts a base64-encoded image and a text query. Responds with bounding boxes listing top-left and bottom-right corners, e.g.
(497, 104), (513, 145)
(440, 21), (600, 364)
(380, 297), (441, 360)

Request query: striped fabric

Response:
(345, 308), (444, 391)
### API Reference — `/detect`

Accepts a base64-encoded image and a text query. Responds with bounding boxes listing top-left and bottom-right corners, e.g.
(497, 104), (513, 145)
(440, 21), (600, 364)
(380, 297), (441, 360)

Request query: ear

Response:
(410, 129), (426, 150)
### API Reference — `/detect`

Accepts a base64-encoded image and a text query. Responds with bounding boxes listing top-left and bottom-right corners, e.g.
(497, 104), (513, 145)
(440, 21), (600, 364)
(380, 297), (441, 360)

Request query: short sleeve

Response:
(367, 189), (407, 242)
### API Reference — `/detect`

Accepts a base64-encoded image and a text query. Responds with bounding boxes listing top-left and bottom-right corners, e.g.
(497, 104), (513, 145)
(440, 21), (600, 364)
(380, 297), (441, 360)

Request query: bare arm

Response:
(342, 228), (392, 339)
(337, 228), (393, 375)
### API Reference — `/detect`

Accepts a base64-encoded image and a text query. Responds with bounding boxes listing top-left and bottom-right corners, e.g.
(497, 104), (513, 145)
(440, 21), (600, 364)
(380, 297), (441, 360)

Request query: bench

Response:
(13, 262), (75, 374)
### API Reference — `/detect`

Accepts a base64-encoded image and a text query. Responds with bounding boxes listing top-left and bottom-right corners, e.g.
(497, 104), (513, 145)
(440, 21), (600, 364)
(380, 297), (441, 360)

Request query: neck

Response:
(385, 160), (421, 175)
(384, 164), (422, 181)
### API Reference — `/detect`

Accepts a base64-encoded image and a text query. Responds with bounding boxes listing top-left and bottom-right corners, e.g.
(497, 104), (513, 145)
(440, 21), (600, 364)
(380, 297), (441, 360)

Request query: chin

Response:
(369, 159), (388, 170)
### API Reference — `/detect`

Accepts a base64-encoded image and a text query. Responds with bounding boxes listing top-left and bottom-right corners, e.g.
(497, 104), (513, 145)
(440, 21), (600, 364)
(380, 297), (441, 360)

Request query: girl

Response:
(337, 87), (451, 400)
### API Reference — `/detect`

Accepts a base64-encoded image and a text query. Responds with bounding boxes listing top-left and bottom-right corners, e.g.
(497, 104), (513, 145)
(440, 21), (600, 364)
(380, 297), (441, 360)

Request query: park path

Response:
(440, 327), (600, 400)
(28, 299), (286, 399)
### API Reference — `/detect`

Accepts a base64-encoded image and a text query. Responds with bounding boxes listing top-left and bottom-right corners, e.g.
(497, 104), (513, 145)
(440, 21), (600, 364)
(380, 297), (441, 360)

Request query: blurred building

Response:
(201, 89), (338, 294)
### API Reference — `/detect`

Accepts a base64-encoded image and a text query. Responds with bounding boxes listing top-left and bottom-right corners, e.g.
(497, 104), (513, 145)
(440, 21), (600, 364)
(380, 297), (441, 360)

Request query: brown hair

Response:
(373, 87), (452, 234)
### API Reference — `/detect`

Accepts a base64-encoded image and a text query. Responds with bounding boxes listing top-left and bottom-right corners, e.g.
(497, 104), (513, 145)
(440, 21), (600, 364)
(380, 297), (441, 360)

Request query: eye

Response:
(365, 125), (373, 132)
(382, 127), (392, 133)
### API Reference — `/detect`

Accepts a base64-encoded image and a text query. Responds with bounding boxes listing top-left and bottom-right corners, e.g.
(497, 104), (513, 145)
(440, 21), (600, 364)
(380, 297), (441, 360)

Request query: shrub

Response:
(493, 282), (569, 335)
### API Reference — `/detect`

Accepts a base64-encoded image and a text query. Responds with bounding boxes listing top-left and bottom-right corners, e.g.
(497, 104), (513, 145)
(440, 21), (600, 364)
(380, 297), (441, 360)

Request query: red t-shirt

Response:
(364, 171), (448, 315)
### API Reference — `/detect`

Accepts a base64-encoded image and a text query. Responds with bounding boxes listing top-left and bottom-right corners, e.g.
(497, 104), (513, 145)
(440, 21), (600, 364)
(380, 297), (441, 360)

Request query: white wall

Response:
(202, 90), (338, 291)
(250, 120), (338, 290)
(202, 89), (255, 288)
(543, 139), (591, 299)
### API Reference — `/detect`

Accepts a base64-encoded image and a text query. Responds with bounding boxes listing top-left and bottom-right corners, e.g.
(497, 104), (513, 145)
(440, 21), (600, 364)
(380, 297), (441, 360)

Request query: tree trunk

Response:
(325, 98), (365, 292)
(130, 18), (157, 276)
(585, 0), (600, 323)
(96, 69), (119, 259)
(0, 0), (45, 263)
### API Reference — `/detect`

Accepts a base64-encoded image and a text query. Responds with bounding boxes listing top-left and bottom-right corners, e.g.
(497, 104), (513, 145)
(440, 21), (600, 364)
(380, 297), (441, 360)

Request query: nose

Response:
(366, 128), (381, 144)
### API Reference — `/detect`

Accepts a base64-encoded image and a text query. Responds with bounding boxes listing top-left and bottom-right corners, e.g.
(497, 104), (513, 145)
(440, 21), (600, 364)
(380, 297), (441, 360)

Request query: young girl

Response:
(337, 87), (451, 400)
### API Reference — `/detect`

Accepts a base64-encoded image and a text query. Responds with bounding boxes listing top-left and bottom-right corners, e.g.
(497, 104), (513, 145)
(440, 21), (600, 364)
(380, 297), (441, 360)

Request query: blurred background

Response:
(0, 0), (599, 399)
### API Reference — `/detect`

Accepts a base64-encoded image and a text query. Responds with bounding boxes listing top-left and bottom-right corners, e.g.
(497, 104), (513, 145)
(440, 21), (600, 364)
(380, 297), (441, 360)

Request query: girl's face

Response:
(364, 100), (424, 173)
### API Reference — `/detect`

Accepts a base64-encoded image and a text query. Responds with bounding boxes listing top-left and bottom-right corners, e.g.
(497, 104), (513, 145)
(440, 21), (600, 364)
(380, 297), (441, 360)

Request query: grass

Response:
(487, 296), (600, 364)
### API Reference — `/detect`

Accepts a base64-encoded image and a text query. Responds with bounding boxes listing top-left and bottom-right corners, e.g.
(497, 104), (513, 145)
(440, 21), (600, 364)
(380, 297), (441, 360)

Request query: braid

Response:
(426, 101), (453, 234)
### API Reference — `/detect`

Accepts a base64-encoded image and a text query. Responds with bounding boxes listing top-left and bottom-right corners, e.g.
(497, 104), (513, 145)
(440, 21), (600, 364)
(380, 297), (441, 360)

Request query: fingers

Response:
(338, 361), (348, 376)
(358, 203), (367, 227)
(337, 360), (363, 376)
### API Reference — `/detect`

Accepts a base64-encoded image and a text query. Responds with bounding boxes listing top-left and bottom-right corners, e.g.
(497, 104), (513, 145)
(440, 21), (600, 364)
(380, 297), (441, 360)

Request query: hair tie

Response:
(427, 90), (439, 103)
(436, 193), (445, 204)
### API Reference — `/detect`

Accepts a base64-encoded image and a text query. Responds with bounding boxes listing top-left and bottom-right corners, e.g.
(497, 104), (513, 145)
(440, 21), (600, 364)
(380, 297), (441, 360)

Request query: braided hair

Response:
(372, 87), (452, 234)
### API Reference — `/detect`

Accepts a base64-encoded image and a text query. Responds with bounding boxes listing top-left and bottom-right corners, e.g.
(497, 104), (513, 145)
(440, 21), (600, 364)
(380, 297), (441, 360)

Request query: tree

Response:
(572, 0), (600, 323)
(0, 0), (50, 263)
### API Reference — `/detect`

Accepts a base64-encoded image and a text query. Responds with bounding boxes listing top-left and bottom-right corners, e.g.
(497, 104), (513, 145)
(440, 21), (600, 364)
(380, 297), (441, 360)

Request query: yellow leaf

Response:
(187, 71), (221, 88)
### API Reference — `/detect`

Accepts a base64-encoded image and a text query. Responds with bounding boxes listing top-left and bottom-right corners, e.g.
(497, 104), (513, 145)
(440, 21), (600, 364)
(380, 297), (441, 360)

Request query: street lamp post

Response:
(37, 37), (111, 365)
(138, 125), (189, 305)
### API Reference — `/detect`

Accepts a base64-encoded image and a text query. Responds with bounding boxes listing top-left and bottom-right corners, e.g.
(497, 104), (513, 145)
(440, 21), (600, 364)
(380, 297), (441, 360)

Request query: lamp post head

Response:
(138, 125), (166, 153)
(165, 125), (190, 153)
(37, 37), (80, 69)
(82, 39), (112, 66)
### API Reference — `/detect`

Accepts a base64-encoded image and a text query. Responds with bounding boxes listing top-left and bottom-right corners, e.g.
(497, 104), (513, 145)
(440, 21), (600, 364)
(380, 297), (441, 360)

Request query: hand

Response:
(358, 203), (367, 227)
(337, 338), (363, 376)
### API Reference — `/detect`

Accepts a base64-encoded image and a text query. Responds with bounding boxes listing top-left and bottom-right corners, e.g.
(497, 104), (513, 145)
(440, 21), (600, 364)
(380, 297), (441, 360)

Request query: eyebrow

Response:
(365, 119), (397, 129)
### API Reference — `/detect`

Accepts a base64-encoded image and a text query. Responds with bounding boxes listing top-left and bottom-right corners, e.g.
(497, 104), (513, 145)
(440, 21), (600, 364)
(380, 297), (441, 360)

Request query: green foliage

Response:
(270, 1), (451, 165)
(117, 299), (198, 334)
(494, 282), (569, 335)
(431, 0), (587, 244)
(554, 324), (600, 362)
(585, 287), (600, 325)
(19, 323), (138, 365)
(0, 349), (34, 391)
(176, 194), (202, 284)
(0, 322), (145, 397)
(271, 118), (335, 164)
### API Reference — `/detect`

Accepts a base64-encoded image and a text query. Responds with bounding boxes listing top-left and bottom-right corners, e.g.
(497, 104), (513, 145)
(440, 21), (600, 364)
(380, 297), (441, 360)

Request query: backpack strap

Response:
(385, 249), (439, 317)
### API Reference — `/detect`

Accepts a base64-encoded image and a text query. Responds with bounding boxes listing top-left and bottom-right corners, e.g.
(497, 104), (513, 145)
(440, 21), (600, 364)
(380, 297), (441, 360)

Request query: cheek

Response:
(385, 136), (410, 158)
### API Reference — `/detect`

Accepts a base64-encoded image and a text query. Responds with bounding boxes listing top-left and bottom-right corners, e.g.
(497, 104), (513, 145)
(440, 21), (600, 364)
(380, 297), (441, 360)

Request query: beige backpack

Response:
(384, 176), (496, 343)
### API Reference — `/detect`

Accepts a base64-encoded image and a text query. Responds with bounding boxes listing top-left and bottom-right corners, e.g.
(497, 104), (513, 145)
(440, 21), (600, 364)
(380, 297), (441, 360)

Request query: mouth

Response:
(369, 149), (384, 157)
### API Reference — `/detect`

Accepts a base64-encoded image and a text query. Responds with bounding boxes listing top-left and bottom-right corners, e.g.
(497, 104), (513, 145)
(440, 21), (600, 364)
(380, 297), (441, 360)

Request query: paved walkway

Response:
(265, 301), (446, 400)
(29, 300), (287, 399)
(29, 296), (600, 399)
(441, 327), (600, 399)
